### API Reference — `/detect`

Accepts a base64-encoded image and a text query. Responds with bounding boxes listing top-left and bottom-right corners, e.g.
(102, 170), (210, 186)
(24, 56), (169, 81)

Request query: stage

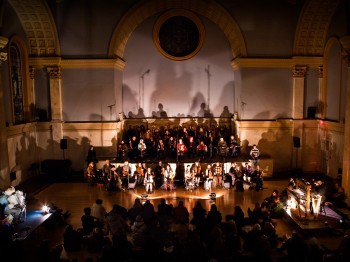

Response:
(283, 205), (350, 234)
(13, 210), (53, 241)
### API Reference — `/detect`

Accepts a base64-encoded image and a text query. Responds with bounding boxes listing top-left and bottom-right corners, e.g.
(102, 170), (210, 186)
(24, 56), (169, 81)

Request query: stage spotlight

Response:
(209, 193), (216, 200)
(42, 204), (50, 214)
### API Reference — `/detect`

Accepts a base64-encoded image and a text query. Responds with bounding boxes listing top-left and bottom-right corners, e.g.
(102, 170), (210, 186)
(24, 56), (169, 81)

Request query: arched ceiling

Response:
(8, 0), (60, 56)
(108, 0), (247, 60)
(294, 0), (341, 56)
(4, 0), (344, 59)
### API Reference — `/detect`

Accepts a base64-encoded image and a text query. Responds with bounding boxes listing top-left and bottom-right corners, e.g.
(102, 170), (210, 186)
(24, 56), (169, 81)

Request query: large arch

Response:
(7, 0), (60, 56)
(108, 0), (246, 61)
(294, 0), (341, 56)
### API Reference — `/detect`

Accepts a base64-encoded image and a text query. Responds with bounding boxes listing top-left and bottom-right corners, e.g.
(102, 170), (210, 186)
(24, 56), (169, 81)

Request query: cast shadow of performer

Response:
(220, 106), (233, 118)
(153, 103), (168, 118)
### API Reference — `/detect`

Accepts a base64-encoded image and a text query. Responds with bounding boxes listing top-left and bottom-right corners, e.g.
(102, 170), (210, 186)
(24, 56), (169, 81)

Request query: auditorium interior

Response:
(1, 0), (350, 261)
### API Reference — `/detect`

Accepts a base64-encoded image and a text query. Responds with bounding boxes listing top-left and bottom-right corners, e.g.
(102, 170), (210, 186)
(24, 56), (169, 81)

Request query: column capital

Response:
(317, 65), (323, 78)
(0, 36), (8, 65)
(340, 36), (350, 66)
(47, 66), (62, 79)
(292, 65), (308, 77)
(29, 66), (35, 79)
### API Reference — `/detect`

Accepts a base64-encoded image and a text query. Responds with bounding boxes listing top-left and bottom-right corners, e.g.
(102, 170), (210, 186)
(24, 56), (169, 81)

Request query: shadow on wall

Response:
(11, 122), (120, 183)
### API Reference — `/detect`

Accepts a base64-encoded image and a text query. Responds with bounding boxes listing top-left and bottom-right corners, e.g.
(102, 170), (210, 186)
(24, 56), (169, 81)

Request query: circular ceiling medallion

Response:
(153, 9), (205, 61)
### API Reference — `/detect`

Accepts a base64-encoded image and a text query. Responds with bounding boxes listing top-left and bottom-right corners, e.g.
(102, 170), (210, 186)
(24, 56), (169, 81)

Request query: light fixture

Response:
(42, 204), (50, 214)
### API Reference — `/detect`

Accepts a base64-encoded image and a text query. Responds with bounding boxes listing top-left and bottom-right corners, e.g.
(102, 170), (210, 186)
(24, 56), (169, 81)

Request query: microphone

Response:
(141, 69), (150, 77)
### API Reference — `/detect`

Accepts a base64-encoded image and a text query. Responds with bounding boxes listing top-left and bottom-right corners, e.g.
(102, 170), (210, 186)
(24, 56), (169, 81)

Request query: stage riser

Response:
(97, 160), (273, 177)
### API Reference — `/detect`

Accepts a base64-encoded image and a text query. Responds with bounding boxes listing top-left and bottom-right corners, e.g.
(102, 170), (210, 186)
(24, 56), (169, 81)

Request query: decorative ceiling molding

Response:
(8, 0), (60, 56)
(231, 56), (323, 70)
(108, 0), (246, 60)
(294, 0), (341, 56)
(28, 57), (125, 70)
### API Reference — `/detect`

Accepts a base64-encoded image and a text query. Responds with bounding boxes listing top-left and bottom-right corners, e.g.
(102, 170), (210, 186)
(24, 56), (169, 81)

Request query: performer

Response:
(129, 136), (138, 160)
(101, 159), (112, 183)
(86, 145), (98, 165)
(184, 165), (192, 182)
(144, 167), (154, 194)
(187, 136), (197, 159)
(235, 166), (244, 192)
(120, 160), (131, 189)
(184, 165), (193, 190)
(250, 144), (260, 168)
(138, 138), (147, 160)
(213, 162), (223, 188)
(252, 165), (264, 191)
(217, 137), (228, 159)
(228, 135), (239, 157)
(117, 140), (128, 161)
(163, 164), (175, 191)
(157, 139), (166, 160)
(204, 164), (214, 191)
(177, 138), (187, 160)
(227, 162), (238, 187)
(107, 165), (121, 192)
(197, 140), (208, 160)
(167, 136), (177, 159)
(154, 161), (164, 188)
(242, 162), (253, 183)
(86, 162), (97, 185)
(191, 161), (202, 187)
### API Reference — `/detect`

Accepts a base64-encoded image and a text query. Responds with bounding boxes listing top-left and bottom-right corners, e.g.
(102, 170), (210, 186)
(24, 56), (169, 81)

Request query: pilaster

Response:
(340, 36), (350, 196)
(0, 36), (10, 188)
(292, 65), (307, 171)
(317, 65), (325, 119)
(292, 65), (308, 119)
(47, 66), (63, 155)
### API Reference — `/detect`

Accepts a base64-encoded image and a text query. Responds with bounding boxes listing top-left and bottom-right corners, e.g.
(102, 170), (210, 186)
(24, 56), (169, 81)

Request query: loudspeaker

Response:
(293, 136), (300, 148)
(10, 171), (16, 181)
(60, 139), (67, 150)
(307, 106), (316, 119)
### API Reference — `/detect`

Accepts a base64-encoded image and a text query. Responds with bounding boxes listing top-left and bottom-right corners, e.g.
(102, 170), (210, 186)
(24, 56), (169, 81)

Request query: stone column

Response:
(0, 36), (10, 188)
(340, 36), (350, 196)
(317, 65), (325, 119)
(47, 66), (63, 157)
(29, 66), (36, 120)
(292, 65), (308, 119)
(292, 65), (308, 170)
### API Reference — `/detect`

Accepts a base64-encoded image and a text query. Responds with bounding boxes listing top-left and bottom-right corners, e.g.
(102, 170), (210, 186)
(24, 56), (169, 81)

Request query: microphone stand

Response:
(176, 130), (179, 162)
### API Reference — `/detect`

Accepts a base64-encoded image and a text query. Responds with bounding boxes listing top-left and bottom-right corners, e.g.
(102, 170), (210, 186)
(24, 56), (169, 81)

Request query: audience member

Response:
(173, 200), (189, 224)
(81, 207), (97, 236)
(63, 224), (82, 252)
(91, 199), (107, 225)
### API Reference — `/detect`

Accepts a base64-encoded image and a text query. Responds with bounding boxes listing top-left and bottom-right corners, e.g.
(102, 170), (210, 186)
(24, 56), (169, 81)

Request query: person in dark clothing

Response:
(86, 145), (98, 164)
(233, 205), (245, 233)
(206, 204), (222, 229)
(63, 224), (82, 252)
(157, 198), (173, 229)
(81, 207), (97, 236)
(191, 200), (207, 230)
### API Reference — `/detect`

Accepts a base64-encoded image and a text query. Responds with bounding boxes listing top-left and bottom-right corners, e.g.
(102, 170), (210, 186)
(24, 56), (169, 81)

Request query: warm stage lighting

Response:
(42, 204), (50, 214)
